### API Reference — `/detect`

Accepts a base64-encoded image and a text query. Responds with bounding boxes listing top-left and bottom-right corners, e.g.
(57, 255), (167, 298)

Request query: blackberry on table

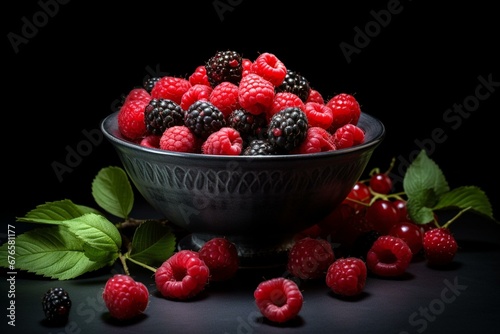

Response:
(144, 98), (185, 136)
(184, 100), (226, 139)
(42, 287), (71, 323)
(205, 50), (243, 87)
(275, 70), (311, 102)
(267, 107), (308, 152)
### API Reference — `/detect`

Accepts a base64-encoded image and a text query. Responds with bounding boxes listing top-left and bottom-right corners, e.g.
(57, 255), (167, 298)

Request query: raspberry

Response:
(184, 100), (226, 139)
(292, 126), (335, 154)
(287, 237), (335, 280)
(209, 82), (241, 118)
(102, 274), (149, 320)
(267, 107), (308, 152)
(422, 227), (458, 266)
(140, 135), (160, 149)
(326, 257), (367, 297)
(268, 92), (306, 120)
(144, 98), (185, 135)
(254, 277), (303, 323)
(275, 70), (311, 102)
(198, 237), (240, 282)
(159, 125), (200, 153)
(205, 50), (243, 87)
(303, 102), (334, 129)
(117, 99), (148, 140)
(326, 93), (361, 133)
(42, 287), (71, 324)
(305, 89), (325, 104)
(150, 76), (192, 105)
(241, 58), (253, 76)
(366, 235), (413, 277)
(124, 87), (152, 105)
(251, 52), (287, 86)
(155, 250), (210, 300)
(332, 124), (365, 149)
(188, 65), (210, 86)
(201, 127), (243, 155)
(180, 84), (213, 111)
(238, 73), (275, 115)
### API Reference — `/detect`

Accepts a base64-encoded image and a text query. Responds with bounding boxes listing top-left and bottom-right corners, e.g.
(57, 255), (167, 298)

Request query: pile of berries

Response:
(116, 50), (365, 156)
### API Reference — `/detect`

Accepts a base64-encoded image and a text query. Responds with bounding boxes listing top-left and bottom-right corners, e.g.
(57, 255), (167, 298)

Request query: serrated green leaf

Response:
(16, 199), (91, 224)
(62, 213), (122, 251)
(130, 220), (176, 266)
(83, 243), (119, 264)
(406, 189), (438, 224)
(433, 186), (495, 220)
(92, 166), (134, 219)
(0, 227), (111, 280)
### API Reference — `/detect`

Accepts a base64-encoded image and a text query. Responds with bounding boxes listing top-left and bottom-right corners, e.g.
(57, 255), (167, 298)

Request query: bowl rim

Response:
(101, 111), (385, 161)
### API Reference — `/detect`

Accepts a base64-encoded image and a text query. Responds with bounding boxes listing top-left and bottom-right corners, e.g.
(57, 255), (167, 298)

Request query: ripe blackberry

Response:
(184, 100), (226, 139)
(205, 50), (243, 87)
(267, 107), (308, 151)
(144, 98), (185, 136)
(243, 139), (282, 156)
(143, 76), (161, 93)
(42, 287), (71, 323)
(275, 70), (311, 102)
(228, 109), (267, 143)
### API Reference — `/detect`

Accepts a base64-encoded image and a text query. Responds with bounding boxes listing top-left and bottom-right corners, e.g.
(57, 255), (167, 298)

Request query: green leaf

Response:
(61, 213), (122, 252)
(0, 227), (111, 280)
(130, 220), (176, 267)
(433, 186), (495, 220)
(92, 166), (134, 219)
(16, 199), (92, 224)
(406, 189), (437, 224)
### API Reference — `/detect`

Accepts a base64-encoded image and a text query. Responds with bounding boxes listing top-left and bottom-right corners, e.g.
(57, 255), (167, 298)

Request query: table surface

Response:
(1, 206), (499, 334)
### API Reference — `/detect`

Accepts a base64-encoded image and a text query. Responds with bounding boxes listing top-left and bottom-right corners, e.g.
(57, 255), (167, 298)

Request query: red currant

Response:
(388, 221), (423, 255)
(343, 182), (371, 212)
(365, 199), (399, 234)
(369, 173), (393, 194)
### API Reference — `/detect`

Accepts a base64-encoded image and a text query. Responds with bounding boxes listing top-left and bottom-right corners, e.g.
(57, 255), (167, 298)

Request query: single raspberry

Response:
(243, 139), (282, 156)
(326, 93), (361, 133)
(275, 70), (311, 102)
(305, 89), (325, 104)
(180, 84), (213, 111)
(205, 50), (243, 87)
(201, 127), (243, 155)
(241, 58), (253, 76)
(144, 98), (185, 135)
(102, 274), (149, 320)
(366, 235), (413, 277)
(422, 228), (458, 266)
(150, 76), (192, 105)
(143, 77), (161, 94)
(198, 237), (240, 282)
(303, 102), (334, 130)
(287, 237), (335, 280)
(209, 81), (241, 118)
(184, 100), (226, 139)
(326, 257), (367, 297)
(238, 73), (275, 115)
(155, 250), (210, 300)
(42, 287), (71, 324)
(140, 135), (160, 149)
(117, 99), (149, 140)
(159, 125), (201, 153)
(188, 65), (210, 86)
(292, 126), (336, 154)
(227, 108), (268, 144)
(251, 52), (287, 86)
(124, 87), (152, 105)
(267, 107), (308, 152)
(268, 92), (306, 120)
(254, 277), (303, 323)
(332, 124), (365, 149)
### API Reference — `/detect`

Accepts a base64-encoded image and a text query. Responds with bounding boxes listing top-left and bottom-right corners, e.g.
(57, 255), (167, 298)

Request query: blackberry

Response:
(184, 100), (226, 139)
(144, 98), (184, 136)
(275, 70), (311, 102)
(243, 139), (282, 156)
(228, 109), (267, 144)
(267, 107), (308, 151)
(42, 287), (71, 323)
(350, 230), (381, 261)
(143, 76), (161, 93)
(205, 50), (243, 87)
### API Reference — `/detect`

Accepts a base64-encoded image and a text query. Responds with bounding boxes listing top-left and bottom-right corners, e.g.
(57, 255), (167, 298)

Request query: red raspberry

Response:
(124, 87), (151, 105)
(102, 274), (149, 320)
(209, 82), (241, 118)
(241, 58), (253, 76)
(189, 65), (210, 86)
(303, 102), (334, 129)
(292, 126), (336, 154)
(366, 235), (413, 277)
(159, 125), (200, 153)
(268, 92), (306, 120)
(251, 52), (287, 86)
(201, 127), (243, 155)
(155, 250), (210, 300)
(198, 237), (240, 282)
(254, 277), (303, 323)
(305, 89), (325, 104)
(287, 237), (335, 280)
(117, 99), (148, 140)
(332, 124), (365, 149)
(150, 76), (192, 105)
(422, 227), (458, 266)
(238, 73), (275, 115)
(180, 84), (213, 111)
(139, 135), (160, 149)
(326, 257), (367, 297)
(326, 93), (361, 133)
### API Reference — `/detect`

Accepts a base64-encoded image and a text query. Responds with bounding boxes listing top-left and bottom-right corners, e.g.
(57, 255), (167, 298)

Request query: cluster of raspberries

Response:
(117, 50), (365, 155)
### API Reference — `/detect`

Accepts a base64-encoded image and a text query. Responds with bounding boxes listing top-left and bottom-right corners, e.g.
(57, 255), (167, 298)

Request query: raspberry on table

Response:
(254, 277), (303, 323)
(292, 126), (336, 154)
(251, 52), (287, 86)
(159, 125), (201, 153)
(303, 102), (334, 130)
(422, 227), (458, 266)
(267, 107), (309, 152)
(198, 237), (240, 282)
(201, 127), (243, 156)
(184, 100), (226, 139)
(42, 287), (71, 324)
(150, 76), (192, 105)
(326, 257), (367, 297)
(332, 124), (365, 149)
(366, 235), (413, 277)
(117, 99), (149, 140)
(326, 93), (361, 133)
(155, 250), (210, 300)
(180, 84), (213, 111)
(287, 237), (335, 280)
(102, 274), (149, 320)
(209, 81), (241, 118)
(238, 73), (275, 115)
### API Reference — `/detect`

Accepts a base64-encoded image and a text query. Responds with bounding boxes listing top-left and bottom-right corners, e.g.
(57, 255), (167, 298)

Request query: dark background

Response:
(3, 0), (499, 221)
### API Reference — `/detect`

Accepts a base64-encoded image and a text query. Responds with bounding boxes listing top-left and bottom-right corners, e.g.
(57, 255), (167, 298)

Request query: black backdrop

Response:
(4, 0), (499, 221)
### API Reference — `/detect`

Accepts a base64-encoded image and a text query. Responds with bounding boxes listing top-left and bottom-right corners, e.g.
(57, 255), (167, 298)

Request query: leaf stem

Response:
(118, 253), (131, 276)
(441, 206), (472, 229)
(124, 255), (157, 273)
